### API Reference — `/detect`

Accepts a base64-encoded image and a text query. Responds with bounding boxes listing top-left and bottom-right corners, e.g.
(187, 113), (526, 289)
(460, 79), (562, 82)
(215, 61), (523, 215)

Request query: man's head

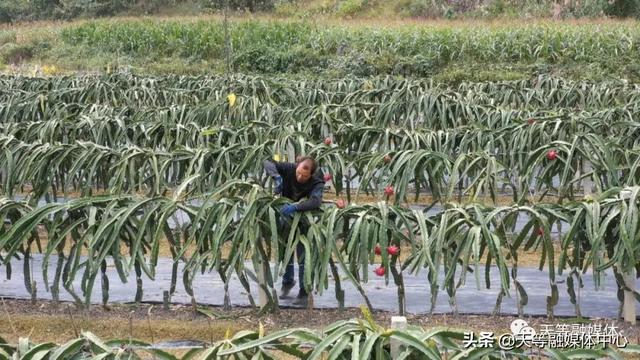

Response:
(295, 156), (317, 183)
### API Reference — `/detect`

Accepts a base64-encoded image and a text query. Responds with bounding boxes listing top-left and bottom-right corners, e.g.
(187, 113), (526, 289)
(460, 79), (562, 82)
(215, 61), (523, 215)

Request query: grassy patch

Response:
(0, 312), (243, 344)
(3, 17), (639, 82)
(0, 43), (33, 64)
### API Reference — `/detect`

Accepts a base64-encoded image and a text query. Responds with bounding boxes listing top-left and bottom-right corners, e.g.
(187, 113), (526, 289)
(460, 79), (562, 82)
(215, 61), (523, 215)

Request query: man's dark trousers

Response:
(279, 216), (309, 297)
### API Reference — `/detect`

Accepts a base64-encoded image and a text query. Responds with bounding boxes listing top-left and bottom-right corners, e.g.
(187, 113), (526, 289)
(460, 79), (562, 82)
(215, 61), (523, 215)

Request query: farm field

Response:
(1, 16), (640, 359)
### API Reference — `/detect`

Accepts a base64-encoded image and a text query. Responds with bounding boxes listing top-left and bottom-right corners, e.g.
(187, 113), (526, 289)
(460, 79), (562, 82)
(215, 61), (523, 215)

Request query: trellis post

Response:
(620, 189), (636, 324)
(390, 316), (407, 358)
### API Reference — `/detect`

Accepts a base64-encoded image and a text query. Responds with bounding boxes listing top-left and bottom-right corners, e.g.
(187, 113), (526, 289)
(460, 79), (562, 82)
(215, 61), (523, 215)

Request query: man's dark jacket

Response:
(263, 159), (325, 211)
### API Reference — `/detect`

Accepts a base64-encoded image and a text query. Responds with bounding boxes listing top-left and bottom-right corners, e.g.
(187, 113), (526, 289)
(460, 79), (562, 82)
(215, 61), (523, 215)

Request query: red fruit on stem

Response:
(383, 154), (392, 164)
(374, 266), (385, 276)
(323, 173), (332, 182)
(536, 228), (544, 236)
(374, 245), (382, 255)
(527, 118), (535, 125)
(384, 186), (394, 196)
(324, 137), (332, 145)
(387, 245), (400, 256)
(335, 198), (346, 209)
(546, 150), (557, 160)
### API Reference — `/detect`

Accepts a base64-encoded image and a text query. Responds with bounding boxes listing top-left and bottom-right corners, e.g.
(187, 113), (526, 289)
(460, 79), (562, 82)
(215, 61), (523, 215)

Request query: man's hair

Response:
(296, 156), (317, 174)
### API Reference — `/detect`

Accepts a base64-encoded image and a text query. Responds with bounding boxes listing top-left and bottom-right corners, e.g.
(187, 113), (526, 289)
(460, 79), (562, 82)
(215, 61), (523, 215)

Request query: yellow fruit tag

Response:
(227, 93), (236, 107)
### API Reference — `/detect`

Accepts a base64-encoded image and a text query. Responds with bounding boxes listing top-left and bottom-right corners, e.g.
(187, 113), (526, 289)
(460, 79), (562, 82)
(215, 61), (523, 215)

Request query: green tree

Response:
(606, 0), (640, 18)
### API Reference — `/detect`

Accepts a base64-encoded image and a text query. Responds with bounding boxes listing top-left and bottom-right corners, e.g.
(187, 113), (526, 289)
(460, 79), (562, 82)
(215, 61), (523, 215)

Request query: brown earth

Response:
(1, 299), (638, 349)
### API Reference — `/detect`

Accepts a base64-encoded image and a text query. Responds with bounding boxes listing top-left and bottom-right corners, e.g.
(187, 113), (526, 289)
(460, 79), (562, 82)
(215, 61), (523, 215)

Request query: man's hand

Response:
(280, 204), (297, 217)
(274, 176), (283, 195)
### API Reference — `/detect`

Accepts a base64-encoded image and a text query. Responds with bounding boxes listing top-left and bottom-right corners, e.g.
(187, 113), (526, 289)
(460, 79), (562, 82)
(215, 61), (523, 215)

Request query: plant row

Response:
(1, 182), (638, 316)
(1, 132), (638, 204)
(2, 74), (640, 111)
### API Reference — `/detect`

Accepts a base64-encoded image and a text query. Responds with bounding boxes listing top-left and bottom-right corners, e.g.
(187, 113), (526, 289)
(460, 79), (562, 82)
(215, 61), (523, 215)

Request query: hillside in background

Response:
(1, 0), (640, 23)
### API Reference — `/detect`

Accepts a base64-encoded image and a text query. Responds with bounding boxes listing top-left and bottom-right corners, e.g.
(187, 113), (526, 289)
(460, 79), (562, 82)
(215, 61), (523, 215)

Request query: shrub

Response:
(54, 0), (137, 19)
(481, 0), (523, 17)
(0, 31), (16, 47)
(273, 0), (298, 16)
(0, 43), (34, 64)
(0, 0), (31, 23)
(606, 0), (640, 18)
(566, 0), (609, 18)
(395, 0), (443, 18)
(336, 0), (368, 17)
(200, 0), (275, 11)
(0, 0), (184, 23)
(306, 0), (336, 16)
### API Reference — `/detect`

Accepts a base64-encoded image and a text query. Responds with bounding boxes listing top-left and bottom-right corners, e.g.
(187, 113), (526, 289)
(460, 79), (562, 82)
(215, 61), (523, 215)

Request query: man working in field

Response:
(263, 156), (325, 306)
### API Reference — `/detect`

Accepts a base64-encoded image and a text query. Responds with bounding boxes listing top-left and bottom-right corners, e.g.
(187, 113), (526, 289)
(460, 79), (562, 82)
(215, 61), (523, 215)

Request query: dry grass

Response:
(0, 312), (243, 345)
(1, 299), (637, 352)
(0, 300), (363, 344)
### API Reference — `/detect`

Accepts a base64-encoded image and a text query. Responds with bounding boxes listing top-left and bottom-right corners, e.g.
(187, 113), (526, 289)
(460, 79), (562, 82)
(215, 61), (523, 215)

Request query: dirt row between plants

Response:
(1, 299), (638, 347)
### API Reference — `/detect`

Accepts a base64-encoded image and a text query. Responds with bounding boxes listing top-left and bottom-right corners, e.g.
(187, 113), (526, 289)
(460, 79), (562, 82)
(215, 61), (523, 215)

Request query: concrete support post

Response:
(257, 257), (268, 309)
(623, 272), (636, 325)
(390, 316), (407, 358)
(620, 189), (635, 324)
